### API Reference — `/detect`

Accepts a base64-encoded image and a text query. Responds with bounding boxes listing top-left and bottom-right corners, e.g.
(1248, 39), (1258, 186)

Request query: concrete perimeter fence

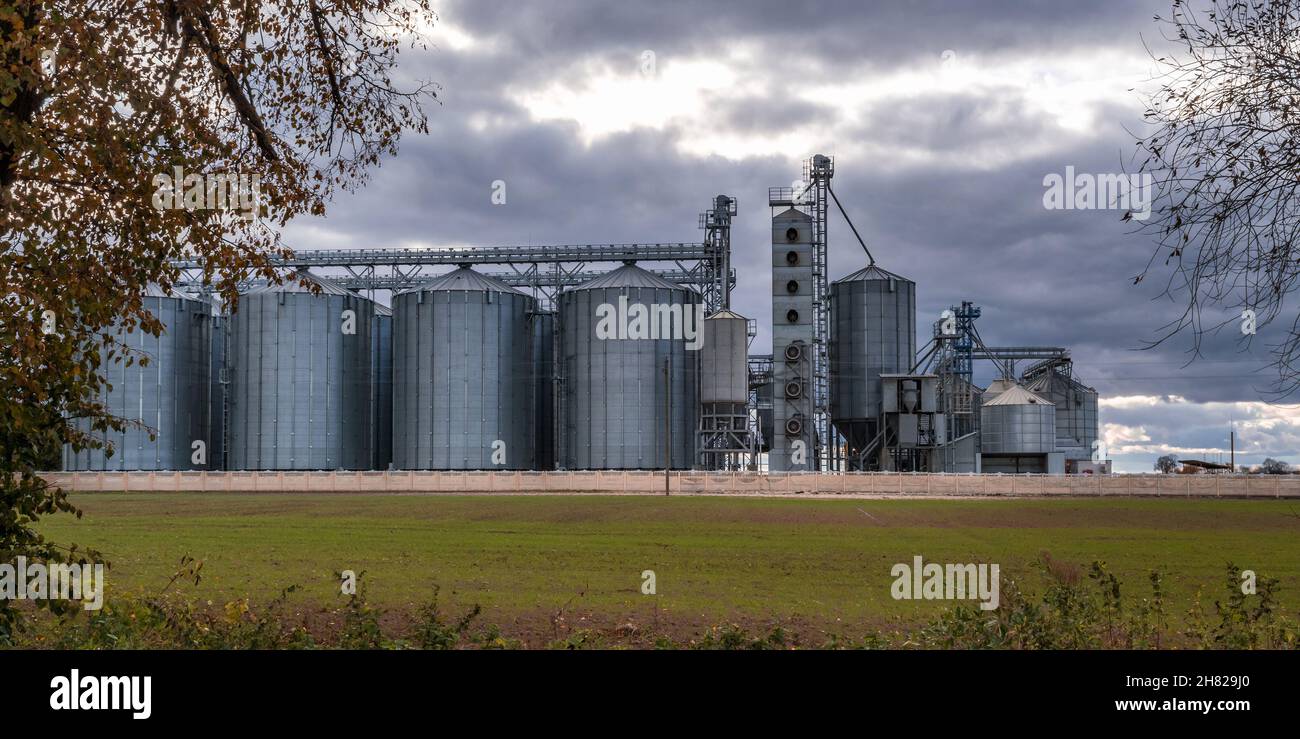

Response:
(37, 471), (1300, 498)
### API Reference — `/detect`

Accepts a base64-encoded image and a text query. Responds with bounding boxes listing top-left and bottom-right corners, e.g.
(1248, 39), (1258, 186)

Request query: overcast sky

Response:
(282, 0), (1296, 473)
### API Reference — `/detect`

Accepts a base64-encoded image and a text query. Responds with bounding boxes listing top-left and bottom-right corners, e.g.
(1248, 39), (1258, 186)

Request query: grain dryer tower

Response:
(770, 207), (817, 471)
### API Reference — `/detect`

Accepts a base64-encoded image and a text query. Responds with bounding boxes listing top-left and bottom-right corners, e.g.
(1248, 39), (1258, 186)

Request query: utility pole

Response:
(1230, 429), (1235, 472)
(664, 357), (671, 496)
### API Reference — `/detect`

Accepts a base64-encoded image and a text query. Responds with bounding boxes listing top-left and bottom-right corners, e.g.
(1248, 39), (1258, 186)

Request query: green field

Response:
(30, 493), (1300, 645)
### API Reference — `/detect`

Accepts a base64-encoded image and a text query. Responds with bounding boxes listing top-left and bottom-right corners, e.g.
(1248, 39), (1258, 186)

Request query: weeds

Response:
(5, 555), (1296, 650)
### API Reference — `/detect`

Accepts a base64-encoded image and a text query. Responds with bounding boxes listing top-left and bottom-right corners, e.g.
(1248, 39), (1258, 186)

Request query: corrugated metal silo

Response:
(64, 286), (213, 470)
(980, 385), (1056, 454)
(560, 262), (700, 469)
(829, 264), (916, 467)
(1024, 370), (1098, 461)
(227, 270), (374, 470)
(371, 304), (393, 470)
(532, 310), (556, 470)
(209, 311), (227, 470)
(392, 267), (535, 470)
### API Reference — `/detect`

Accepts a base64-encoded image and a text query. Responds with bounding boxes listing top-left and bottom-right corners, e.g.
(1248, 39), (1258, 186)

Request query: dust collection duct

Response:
(392, 266), (536, 470)
(828, 264), (916, 467)
(560, 262), (699, 470)
(227, 270), (374, 470)
(64, 285), (214, 471)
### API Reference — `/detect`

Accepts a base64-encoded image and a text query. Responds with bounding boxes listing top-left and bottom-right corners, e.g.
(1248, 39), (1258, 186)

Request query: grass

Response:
(29, 493), (1300, 644)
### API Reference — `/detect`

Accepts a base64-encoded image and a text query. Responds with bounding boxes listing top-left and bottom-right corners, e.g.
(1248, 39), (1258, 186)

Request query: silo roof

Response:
(243, 269), (358, 297)
(1026, 370), (1097, 394)
(984, 385), (1054, 407)
(834, 264), (911, 284)
(706, 309), (748, 320)
(775, 207), (813, 221)
(373, 303), (393, 317)
(398, 266), (525, 296)
(572, 263), (696, 292)
(983, 378), (1018, 399)
(142, 283), (208, 302)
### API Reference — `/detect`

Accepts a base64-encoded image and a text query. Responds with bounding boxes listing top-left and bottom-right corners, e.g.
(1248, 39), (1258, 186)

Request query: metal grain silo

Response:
(227, 270), (374, 470)
(209, 311), (227, 470)
(1024, 367), (1098, 467)
(392, 267), (535, 470)
(980, 385), (1056, 455)
(828, 264), (916, 467)
(698, 310), (751, 468)
(64, 286), (213, 470)
(532, 310), (556, 470)
(371, 304), (393, 470)
(560, 262), (700, 470)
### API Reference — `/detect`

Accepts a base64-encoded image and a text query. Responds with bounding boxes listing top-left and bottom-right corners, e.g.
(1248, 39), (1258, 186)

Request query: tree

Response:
(1259, 458), (1291, 474)
(1154, 454), (1180, 473)
(1133, 0), (1300, 397)
(0, 1), (436, 641)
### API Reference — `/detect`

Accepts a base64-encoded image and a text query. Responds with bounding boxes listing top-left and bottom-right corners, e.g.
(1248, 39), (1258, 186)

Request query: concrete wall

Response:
(38, 471), (1300, 498)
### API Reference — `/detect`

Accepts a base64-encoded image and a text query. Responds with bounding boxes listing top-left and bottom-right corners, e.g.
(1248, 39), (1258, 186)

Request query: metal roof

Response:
(834, 264), (911, 283)
(706, 309), (748, 320)
(983, 384), (1054, 407)
(983, 378), (1018, 399)
(396, 266), (526, 296)
(570, 262), (695, 292)
(242, 269), (358, 297)
(143, 283), (207, 302)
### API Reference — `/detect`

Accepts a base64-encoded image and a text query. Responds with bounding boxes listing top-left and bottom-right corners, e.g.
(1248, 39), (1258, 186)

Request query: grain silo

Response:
(980, 384), (1059, 473)
(829, 264), (916, 469)
(532, 310), (556, 470)
(371, 303), (393, 470)
(209, 310), (227, 470)
(1023, 366), (1099, 470)
(64, 286), (214, 470)
(392, 267), (535, 470)
(698, 309), (750, 469)
(226, 270), (374, 470)
(560, 262), (700, 470)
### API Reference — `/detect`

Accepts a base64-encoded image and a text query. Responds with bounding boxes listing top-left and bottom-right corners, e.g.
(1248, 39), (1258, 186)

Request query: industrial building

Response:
(65, 156), (1103, 474)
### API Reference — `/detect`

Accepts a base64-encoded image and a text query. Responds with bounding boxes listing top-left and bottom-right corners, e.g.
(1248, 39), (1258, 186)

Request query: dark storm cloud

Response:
(444, 0), (1169, 64)
(286, 0), (1280, 429)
